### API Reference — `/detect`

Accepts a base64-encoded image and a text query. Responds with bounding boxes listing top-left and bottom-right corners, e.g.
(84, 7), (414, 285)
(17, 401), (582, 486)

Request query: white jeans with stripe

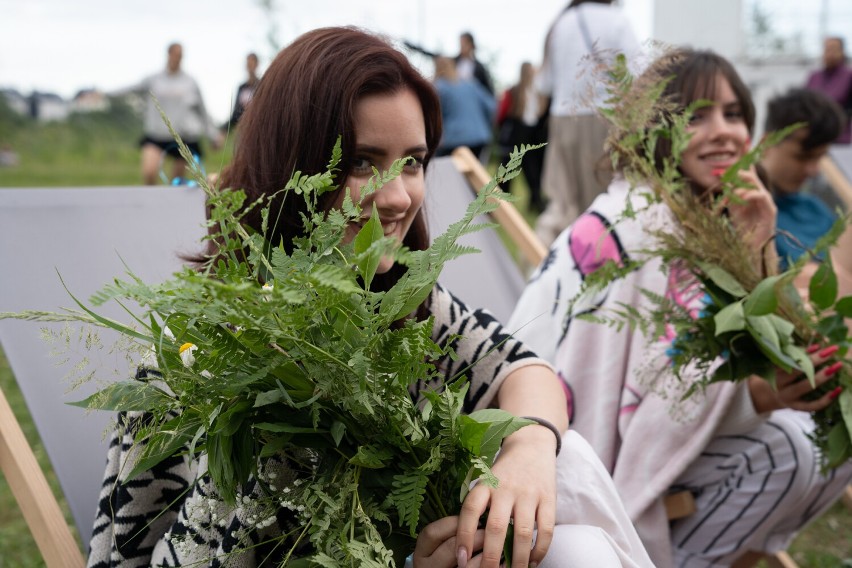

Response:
(669, 409), (852, 567)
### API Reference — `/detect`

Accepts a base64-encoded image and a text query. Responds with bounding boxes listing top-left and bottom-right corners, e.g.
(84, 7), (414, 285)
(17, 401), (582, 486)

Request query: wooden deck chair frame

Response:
(0, 385), (85, 568)
(450, 147), (816, 568)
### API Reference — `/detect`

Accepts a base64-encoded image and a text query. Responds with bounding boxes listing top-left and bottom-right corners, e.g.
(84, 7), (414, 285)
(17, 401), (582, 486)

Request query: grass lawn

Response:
(0, 105), (849, 566)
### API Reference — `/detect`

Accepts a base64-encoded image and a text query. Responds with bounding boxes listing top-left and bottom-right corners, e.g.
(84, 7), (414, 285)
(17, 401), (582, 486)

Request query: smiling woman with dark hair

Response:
(85, 26), (653, 568)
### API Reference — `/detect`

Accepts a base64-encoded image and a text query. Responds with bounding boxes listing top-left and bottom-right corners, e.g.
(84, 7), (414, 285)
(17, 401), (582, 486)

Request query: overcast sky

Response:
(0, 0), (654, 123)
(3, 1), (849, 124)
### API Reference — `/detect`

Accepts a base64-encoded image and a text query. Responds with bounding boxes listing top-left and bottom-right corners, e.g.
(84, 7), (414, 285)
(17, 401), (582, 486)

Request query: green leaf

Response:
(253, 422), (322, 434)
(840, 388), (852, 445)
(713, 302), (746, 335)
(458, 415), (491, 455)
(743, 275), (782, 316)
(331, 420), (346, 447)
(810, 261), (838, 310)
(782, 344), (815, 383)
(695, 261), (748, 298)
(826, 422), (852, 469)
(68, 381), (172, 411)
(746, 315), (780, 350)
(467, 409), (534, 464)
(834, 296), (852, 318)
(349, 445), (393, 469)
(353, 214), (385, 289)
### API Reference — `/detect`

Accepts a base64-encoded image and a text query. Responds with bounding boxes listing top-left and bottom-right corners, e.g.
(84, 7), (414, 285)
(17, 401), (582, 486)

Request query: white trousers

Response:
(669, 410), (852, 567)
(540, 431), (655, 568)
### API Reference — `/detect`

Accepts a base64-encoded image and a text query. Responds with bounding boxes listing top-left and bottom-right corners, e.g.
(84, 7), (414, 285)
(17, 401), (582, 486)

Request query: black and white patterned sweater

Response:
(86, 285), (547, 567)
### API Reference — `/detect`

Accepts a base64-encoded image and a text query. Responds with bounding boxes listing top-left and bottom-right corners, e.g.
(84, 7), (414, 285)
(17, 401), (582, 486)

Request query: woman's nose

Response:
(373, 175), (412, 215)
(708, 109), (737, 140)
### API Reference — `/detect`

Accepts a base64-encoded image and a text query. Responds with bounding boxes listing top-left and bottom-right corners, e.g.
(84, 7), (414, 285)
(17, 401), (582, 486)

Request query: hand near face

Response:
(724, 167), (777, 254)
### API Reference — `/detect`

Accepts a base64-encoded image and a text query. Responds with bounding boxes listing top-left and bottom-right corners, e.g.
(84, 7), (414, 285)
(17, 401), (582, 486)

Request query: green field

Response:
(0, 98), (849, 567)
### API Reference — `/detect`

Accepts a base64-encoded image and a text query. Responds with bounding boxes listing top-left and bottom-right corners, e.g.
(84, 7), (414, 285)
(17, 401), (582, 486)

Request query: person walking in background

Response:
(433, 56), (495, 159)
(496, 62), (548, 212)
(535, 0), (640, 245)
(112, 42), (222, 185)
(456, 31), (494, 95)
(224, 52), (261, 132)
(805, 37), (852, 144)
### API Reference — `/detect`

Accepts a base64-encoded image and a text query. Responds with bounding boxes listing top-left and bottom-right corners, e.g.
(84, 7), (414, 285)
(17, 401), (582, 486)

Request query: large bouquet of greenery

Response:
(3, 133), (540, 566)
(576, 54), (852, 468)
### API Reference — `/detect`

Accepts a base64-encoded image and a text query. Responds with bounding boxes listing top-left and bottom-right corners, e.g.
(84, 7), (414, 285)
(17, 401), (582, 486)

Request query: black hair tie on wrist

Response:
(521, 416), (562, 456)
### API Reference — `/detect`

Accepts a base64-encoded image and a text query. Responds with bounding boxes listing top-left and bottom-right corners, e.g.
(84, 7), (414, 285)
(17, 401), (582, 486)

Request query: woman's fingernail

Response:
(830, 386), (843, 400)
(457, 546), (468, 568)
(530, 563), (538, 568)
(806, 344), (821, 354)
(818, 345), (840, 358)
(711, 167), (726, 177)
(824, 362), (844, 377)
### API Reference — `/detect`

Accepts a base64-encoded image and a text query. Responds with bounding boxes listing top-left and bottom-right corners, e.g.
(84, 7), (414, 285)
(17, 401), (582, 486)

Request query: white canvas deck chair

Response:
(0, 154), (541, 566)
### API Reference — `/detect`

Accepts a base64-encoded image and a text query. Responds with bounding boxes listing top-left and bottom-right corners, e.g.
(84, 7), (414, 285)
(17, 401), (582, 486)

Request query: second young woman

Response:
(510, 49), (852, 567)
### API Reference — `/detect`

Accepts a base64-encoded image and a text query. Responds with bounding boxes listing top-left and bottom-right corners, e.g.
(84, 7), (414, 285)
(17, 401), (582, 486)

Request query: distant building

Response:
(29, 91), (70, 122)
(72, 89), (109, 113)
(1, 88), (29, 115)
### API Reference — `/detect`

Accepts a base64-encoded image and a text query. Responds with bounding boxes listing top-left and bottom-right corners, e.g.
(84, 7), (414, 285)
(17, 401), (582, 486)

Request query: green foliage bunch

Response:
(579, 52), (852, 468)
(2, 132), (541, 565)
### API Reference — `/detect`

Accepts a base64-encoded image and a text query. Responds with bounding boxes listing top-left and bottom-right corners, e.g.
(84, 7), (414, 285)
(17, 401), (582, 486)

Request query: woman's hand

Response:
(748, 344), (845, 414)
(725, 167), (777, 255)
(413, 516), (485, 568)
(455, 425), (558, 568)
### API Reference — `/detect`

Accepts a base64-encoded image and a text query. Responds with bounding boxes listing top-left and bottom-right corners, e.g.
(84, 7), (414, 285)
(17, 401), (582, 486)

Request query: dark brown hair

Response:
(765, 88), (844, 150)
(616, 49), (755, 183)
(215, 26), (442, 299)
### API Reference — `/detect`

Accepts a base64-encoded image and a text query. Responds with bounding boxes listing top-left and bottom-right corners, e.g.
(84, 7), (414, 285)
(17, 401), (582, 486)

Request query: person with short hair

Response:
(805, 36), (852, 144)
(113, 42), (222, 185)
(761, 88), (846, 267)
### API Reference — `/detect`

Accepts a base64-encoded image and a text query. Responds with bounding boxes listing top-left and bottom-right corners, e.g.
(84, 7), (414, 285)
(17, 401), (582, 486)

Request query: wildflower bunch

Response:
(2, 131), (541, 565)
(576, 52), (852, 467)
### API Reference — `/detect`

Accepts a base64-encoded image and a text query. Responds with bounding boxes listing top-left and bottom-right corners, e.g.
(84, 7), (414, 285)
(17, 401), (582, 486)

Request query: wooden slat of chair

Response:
(450, 147), (548, 267)
(0, 385), (84, 568)
(820, 153), (852, 208)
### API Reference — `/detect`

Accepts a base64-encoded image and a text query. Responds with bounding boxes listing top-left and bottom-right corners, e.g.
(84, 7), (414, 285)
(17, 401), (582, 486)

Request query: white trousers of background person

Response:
(539, 430), (655, 568)
(669, 409), (852, 567)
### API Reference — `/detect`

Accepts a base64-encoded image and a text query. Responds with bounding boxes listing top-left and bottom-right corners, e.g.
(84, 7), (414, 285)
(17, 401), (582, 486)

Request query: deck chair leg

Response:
(0, 385), (84, 568)
(764, 551), (800, 568)
(842, 485), (852, 511)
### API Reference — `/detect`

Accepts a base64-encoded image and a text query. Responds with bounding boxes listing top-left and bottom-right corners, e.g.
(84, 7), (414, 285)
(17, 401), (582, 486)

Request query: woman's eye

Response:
(350, 158), (373, 175)
(688, 112), (705, 125)
(404, 156), (425, 173)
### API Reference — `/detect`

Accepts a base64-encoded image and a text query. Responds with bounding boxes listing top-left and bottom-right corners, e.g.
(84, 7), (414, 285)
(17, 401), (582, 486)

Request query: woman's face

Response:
(680, 74), (750, 192)
(340, 88), (428, 274)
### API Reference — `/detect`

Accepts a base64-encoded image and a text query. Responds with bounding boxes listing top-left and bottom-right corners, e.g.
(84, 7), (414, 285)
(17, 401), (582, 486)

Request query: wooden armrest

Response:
(0, 386), (84, 568)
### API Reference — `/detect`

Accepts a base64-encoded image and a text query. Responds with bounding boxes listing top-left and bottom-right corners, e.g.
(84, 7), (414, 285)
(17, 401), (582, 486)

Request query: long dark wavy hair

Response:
(210, 27), (443, 310)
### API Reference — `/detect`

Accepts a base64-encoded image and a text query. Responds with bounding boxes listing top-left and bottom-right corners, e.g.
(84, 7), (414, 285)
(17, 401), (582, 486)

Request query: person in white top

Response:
(535, 0), (640, 245)
(113, 43), (222, 185)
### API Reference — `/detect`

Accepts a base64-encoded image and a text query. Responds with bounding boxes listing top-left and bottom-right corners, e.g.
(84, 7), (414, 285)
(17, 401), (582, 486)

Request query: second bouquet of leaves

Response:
(579, 53), (852, 468)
